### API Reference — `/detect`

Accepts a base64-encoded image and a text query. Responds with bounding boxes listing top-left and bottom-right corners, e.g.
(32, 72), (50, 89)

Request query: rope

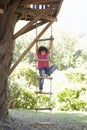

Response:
(49, 10), (54, 66)
(34, 6), (54, 123)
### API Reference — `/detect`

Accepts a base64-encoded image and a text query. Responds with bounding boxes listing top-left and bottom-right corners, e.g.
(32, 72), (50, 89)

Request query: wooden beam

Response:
(13, 7), (52, 39)
(9, 22), (52, 75)
(16, 7), (57, 21)
(54, 0), (63, 17)
(40, 16), (57, 22)
(20, 0), (59, 6)
(22, 21), (47, 34)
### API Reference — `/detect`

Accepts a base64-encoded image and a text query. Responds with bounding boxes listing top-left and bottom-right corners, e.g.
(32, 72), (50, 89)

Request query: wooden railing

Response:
(30, 4), (49, 10)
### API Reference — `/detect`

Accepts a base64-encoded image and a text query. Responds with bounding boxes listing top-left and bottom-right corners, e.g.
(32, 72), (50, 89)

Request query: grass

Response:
(0, 109), (87, 130)
(1, 109), (85, 130)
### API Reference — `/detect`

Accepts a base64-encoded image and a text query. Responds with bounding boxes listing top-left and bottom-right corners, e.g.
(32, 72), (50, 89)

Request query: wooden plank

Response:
(35, 121), (54, 126)
(9, 22), (52, 75)
(35, 92), (53, 95)
(20, 0), (58, 6)
(34, 76), (53, 80)
(35, 59), (51, 61)
(15, 21), (47, 34)
(35, 108), (52, 111)
(37, 37), (54, 42)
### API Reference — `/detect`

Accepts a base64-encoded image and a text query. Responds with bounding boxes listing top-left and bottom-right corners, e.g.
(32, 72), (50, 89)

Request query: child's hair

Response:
(38, 46), (48, 54)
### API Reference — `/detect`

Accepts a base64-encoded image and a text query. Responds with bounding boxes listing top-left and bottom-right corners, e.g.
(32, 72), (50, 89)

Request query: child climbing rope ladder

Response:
(36, 36), (57, 92)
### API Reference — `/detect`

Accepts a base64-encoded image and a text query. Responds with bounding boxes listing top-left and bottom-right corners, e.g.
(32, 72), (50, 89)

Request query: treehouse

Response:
(0, 0), (63, 38)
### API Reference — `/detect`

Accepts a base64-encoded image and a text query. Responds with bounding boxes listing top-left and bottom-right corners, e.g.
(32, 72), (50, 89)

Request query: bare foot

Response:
(45, 74), (49, 77)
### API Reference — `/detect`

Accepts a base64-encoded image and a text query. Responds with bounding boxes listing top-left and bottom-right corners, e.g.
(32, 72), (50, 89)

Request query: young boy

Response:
(36, 37), (57, 92)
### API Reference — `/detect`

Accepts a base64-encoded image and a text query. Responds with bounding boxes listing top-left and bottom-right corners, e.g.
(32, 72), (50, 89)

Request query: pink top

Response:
(36, 51), (50, 69)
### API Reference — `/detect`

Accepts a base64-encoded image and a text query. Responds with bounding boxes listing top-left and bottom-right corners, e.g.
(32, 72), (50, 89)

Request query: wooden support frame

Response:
(9, 22), (53, 75)
(13, 7), (52, 39)
(20, 0), (59, 6)
(16, 7), (57, 22)
(18, 21), (47, 35)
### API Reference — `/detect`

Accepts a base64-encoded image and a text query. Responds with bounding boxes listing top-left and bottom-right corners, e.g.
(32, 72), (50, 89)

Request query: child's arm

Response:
(48, 36), (53, 51)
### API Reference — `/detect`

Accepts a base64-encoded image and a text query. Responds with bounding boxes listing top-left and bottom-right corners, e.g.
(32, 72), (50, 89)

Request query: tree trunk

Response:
(0, 1), (20, 115)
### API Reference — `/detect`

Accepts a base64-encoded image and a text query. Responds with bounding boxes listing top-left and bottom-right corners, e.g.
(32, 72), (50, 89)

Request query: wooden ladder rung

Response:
(35, 108), (52, 111)
(37, 38), (54, 42)
(34, 59), (51, 61)
(34, 76), (53, 80)
(35, 122), (54, 126)
(35, 91), (53, 95)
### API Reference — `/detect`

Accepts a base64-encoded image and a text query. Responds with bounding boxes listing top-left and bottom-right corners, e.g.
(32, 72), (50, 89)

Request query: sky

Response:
(54, 0), (87, 33)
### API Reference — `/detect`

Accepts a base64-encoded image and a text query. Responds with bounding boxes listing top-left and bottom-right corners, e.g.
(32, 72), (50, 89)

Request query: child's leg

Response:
(47, 65), (57, 76)
(39, 68), (45, 91)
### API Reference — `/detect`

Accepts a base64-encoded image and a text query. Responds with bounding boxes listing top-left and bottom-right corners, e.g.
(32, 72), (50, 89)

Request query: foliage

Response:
(8, 67), (37, 109)
(9, 66), (38, 87)
(52, 34), (81, 70)
(8, 67), (55, 109)
(9, 84), (36, 109)
(13, 34), (33, 63)
(9, 80), (56, 109)
(18, 67), (38, 87)
(35, 94), (56, 108)
(66, 70), (87, 83)
(57, 87), (87, 111)
(28, 52), (35, 65)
